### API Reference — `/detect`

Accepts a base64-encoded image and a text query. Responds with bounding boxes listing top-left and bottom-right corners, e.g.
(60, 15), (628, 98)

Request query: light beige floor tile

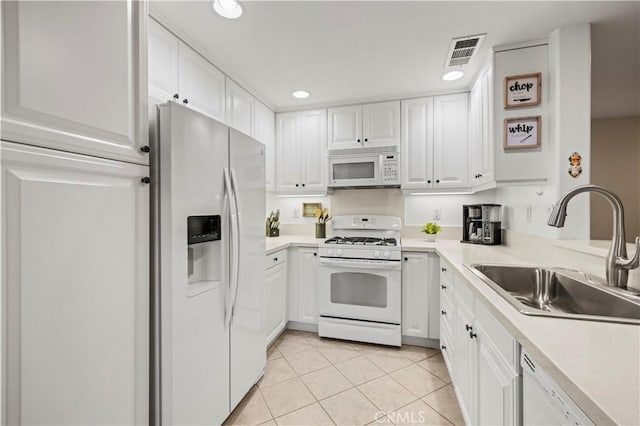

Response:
(320, 388), (378, 426)
(305, 334), (356, 350)
(422, 384), (465, 426)
(391, 364), (447, 397)
(364, 351), (413, 373)
(417, 354), (451, 383)
(357, 375), (417, 412)
(259, 357), (297, 388)
(301, 365), (353, 400)
(316, 345), (361, 364)
(267, 346), (284, 361)
(284, 348), (331, 375)
(259, 421), (277, 426)
(399, 345), (440, 363)
(357, 344), (404, 356)
(275, 402), (334, 426)
(261, 377), (316, 418)
(393, 400), (453, 426)
(334, 356), (385, 386)
(276, 338), (315, 357)
(224, 388), (273, 425)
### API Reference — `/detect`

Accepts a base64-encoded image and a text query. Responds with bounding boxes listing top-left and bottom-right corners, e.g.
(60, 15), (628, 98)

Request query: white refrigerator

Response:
(153, 102), (266, 425)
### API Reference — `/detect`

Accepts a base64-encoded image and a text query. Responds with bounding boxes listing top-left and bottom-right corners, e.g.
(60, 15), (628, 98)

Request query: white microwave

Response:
(328, 152), (400, 188)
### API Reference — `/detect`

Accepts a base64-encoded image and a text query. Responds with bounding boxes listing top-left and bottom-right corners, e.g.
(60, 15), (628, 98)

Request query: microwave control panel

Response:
(382, 154), (399, 183)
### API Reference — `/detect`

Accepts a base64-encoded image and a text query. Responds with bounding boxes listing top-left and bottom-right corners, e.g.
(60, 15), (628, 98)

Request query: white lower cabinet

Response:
(288, 247), (319, 324)
(1, 141), (149, 425)
(401, 252), (440, 339)
(441, 262), (520, 426)
(264, 250), (288, 346)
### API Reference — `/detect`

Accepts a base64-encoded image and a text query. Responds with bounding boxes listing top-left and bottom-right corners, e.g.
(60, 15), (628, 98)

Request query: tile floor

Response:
(224, 330), (464, 426)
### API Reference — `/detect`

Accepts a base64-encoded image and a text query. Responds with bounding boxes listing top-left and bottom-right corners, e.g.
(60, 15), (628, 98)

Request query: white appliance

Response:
(318, 215), (402, 346)
(153, 102), (266, 425)
(328, 150), (400, 188)
(521, 351), (594, 426)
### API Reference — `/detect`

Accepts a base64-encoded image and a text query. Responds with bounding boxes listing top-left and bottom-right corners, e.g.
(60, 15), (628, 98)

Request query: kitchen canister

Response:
(315, 223), (326, 239)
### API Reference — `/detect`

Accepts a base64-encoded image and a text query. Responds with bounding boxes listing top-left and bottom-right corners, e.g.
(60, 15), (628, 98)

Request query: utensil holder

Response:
(315, 223), (326, 239)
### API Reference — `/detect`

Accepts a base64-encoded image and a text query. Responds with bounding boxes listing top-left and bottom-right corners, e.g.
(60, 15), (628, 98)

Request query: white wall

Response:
(404, 191), (496, 226)
(266, 193), (331, 225)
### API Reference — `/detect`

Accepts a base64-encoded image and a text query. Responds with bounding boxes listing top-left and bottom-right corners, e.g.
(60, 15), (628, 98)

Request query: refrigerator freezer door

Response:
(229, 128), (267, 410)
(157, 103), (231, 425)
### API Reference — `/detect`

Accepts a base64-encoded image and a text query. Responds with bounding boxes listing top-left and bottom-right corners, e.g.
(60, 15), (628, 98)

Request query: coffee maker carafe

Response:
(462, 204), (502, 245)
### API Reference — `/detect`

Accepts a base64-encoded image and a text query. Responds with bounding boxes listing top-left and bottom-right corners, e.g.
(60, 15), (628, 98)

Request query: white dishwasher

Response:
(521, 351), (594, 426)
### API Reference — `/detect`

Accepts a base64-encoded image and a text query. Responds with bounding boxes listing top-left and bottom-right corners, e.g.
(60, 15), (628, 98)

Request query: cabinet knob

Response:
(478, 174), (483, 178)
(357, 139), (361, 143)
(404, 257), (408, 261)
(469, 331), (477, 339)
(427, 180), (432, 184)
(441, 310), (446, 316)
(465, 324), (473, 331)
(295, 184), (299, 187)
(302, 183), (306, 187)
(141, 177), (151, 184)
(274, 257), (278, 262)
(441, 267), (447, 272)
(436, 179), (440, 183)
(441, 345), (447, 351)
(313, 253), (317, 256)
(441, 284), (447, 289)
(183, 99), (189, 104)
(364, 138), (368, 142)
(173, 94), (179, 99)
(140, 145), (150, 153)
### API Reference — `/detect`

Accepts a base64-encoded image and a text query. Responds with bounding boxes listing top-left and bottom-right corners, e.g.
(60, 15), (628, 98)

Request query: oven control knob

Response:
(327, 249), (335, 256)
(383, 250), (391, 258)
(336, 249), (344, 256)
(373, 250), (381, 258)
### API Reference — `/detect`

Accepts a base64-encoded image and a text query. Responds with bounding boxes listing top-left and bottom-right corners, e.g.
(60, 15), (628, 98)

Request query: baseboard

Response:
(401, 336), (441, 349)
(286, 321), (319, 333)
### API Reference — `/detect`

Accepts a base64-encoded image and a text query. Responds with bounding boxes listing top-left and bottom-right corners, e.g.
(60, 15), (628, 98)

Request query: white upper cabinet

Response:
(148, 19), (226, 123)
(253, 101), (275, 191)
(469, 66), (495, 188)
(362, 101), (401, 148)
(401, 97), (434, 189)
(327, 105), (362, 150)
(1, 1), (148, 165)
(328, 101), (400, 151)
(226, 78), (254, 136)
(433, 93), (469, 189)
(178, 41), (226, 122)
(275, 109), (327, 194)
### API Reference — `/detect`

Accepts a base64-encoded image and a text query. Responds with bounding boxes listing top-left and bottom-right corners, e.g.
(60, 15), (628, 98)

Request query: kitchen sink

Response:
(467, 264), (640, 325)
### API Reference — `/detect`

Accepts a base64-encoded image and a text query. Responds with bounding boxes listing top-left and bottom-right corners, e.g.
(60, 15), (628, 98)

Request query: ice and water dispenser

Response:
(461, 204), (502, 245)
(187, 215), (221, 297)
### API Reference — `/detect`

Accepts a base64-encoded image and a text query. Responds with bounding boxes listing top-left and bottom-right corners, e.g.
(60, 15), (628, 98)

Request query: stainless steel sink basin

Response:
(467, 264), (640, 325)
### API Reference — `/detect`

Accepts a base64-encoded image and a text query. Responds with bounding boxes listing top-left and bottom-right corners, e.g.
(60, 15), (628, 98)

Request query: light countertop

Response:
(265, 235), (640, 425)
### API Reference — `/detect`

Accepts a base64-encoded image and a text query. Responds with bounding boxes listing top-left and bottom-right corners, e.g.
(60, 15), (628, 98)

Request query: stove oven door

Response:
(318, 257), (401, 324)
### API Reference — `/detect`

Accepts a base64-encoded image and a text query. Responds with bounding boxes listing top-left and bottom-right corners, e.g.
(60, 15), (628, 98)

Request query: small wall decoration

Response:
(504, 116), (541, 149)
(303, 202), (322, 217)
(568, 152), (583, 178)
(504, 73), (541, 108)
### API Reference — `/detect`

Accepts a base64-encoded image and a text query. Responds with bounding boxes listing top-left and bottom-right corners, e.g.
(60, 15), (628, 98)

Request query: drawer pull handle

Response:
(441, 310), (446, 316)
(469, 331), (477, 339)
(441, 267), (447, 272)
(441, 345), (446, 350)
(441, 284), (447, 289)
(465, 324), (473, 331)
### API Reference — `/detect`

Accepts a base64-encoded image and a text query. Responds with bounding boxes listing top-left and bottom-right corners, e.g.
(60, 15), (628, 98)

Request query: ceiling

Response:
(150, 1), (639, 118)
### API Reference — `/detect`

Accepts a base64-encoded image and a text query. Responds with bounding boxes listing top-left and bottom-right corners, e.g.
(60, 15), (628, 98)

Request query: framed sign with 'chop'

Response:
(504, 73), (541, 108)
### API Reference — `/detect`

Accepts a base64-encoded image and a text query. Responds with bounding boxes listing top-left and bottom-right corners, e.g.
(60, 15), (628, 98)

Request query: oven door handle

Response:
(318, 258), (401, 271)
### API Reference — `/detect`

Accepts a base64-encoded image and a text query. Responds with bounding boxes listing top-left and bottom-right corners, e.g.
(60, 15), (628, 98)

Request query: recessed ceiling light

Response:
(292, 90), (310, 99)
(213, 0), (243, 19)
(442, 70), (464, 81)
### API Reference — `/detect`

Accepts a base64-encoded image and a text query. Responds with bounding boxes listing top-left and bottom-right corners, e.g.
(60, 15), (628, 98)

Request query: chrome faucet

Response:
(548, 185), (640, 288)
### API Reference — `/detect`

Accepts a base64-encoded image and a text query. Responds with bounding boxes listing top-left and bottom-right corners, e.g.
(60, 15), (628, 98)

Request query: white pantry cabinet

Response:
(275, 110), (327, 194)
(226, 78), (255, 137)
(264, 250), (288, 346)
(1, 141), (149, 425)
(401, 94), (469, 191)
(148, 19), (226, 123)
(441, 266), (520, 426)
(469, 66), (495, 189)
(328, 101), (400, 151)
(401, 252), (440, 340)
(288, 248), (320, 324)
(253, 101), (276, 191)
(1, 0), (148, 165)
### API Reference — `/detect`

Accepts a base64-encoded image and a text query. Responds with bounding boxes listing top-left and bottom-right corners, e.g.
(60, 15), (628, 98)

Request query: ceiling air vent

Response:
(445, 34), (486, 68)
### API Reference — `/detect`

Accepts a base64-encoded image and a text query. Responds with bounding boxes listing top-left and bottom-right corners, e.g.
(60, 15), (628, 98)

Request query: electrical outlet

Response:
(525, 205), (532, 222)
(292, 208), (299, 219)
(433, 208), (441, 221)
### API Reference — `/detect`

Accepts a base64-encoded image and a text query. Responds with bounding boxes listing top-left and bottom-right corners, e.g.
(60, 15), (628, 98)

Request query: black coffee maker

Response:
(462, 204), (502, 245)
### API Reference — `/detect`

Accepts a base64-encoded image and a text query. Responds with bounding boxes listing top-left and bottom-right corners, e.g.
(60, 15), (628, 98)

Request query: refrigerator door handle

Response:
(223, 168), (240, 330)
(228, 168), (241, 321)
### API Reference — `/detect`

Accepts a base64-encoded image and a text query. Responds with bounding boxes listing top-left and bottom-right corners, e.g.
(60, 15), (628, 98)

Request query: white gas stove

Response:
(317, 215), (402, 346)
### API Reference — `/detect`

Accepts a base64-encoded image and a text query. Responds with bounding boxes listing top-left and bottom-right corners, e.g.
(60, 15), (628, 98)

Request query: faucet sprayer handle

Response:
(617, 236), (640, 270)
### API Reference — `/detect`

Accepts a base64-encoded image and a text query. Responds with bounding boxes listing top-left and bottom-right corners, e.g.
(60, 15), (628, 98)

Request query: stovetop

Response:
(324, 236), (397, 247)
